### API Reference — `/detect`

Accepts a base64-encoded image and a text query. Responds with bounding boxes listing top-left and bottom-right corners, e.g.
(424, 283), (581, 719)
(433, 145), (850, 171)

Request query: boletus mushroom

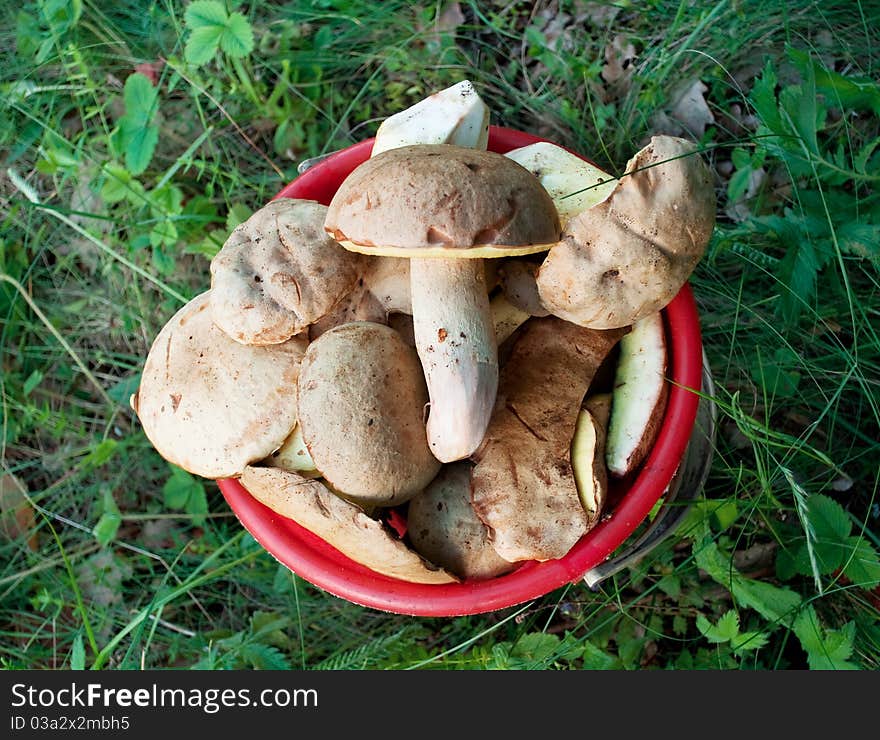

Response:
(240, 466), (457, 584)
(131, 291), (307, 479)
(210, 198), (364, 345)
(471, 316), (627, 562)
(324, 144), (561, 463)
(536, 135), (715, 329)
(406, 462), (516, 581)
(296, 321), (441, 506)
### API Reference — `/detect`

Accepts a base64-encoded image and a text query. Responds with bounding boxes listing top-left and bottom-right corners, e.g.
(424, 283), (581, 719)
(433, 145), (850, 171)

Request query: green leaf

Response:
(694, 534), (801, 625)
(70, 633), (85, 670)
(711, 499), (739, 531)
(39, 0), (82, 31)
(778, 60), (825, 158)
(776, 238), (820, 327)
(149, 220), (178, 249)
(163, 465), (200, 510)
(185, 25), (225, 66)
(730, 630), (770, 654)
(93, 488), (121, 547)
(240, 643), (291, 670)
(185, 482), (208, 527)
(509, 632), (561, 665)
(837, 221), (880, 267)
(148, 184), (184, 217)
(841, 537), (880, 587)
(219, 12), (254, 59)
(23, 369), (43, 396)
(118, 73), (160, 176)
(82, 439), (118, 469)
(726, 166), (753, 204)
(697, 610), (740, 644)
(106, 373), (141, 406)
(183, 1), (253, 65)
(657, 573), (681, 598)
(789, 47), (880, 116)
(792, 605), (859, 670)
(807, 494), (852, 542)
(184, 0), (227, 28)
(101, 164), (145, 205)
(750, 61), (783, 135)
(580, 640), (622, 670)
(225, 202), (252, 231)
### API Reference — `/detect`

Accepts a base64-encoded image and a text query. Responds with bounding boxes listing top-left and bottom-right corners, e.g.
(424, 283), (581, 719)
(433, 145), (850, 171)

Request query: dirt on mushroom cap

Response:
(296, 321), (441, 506)
(132, 291), (308, 479)
(210, 198), (364, 345)
(470, 316), (628, 562)
(324, 144), (561, 255)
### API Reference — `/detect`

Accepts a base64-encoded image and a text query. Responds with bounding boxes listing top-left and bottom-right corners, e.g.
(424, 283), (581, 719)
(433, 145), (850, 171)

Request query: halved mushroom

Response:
(471, 317), (628, 562)
(264, 423), (319, 478)
(536, 136), (715, 329)
(296, 321), (441, 506)
(210, 198), (364, 345)
(406, 461), (516, 581)
(240, 466), (457, 584)
(325, 144), (561, 463)
(505, 141), (617, 227)
(605, 311), (669, 478)
(370, 79), (489, 157)
(131, 291), (307, 479)
(571, 393), (612, 521)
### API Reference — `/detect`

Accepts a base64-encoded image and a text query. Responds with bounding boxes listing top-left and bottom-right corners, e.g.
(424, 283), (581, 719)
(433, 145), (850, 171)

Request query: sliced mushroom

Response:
(370, 79), (489, 158)
(536, 136), (715, 329)
(240, 466), (457, 584)
(571, 393), (612, 520)
(471, 317), (627, 562)
(325, 144), (560, 463)
(132, 291), (307, 479)
(264, 423), (319, 478)
(296, 321), (441, 506)
(605, 311), (669, 478)
(210, 198), (364, 345)
(406, 461), (516, 581)
(505, 141), (617, 227)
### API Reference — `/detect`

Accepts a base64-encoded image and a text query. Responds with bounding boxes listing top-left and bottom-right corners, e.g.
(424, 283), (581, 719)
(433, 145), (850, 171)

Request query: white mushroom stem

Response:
(410, 257), (498, 463)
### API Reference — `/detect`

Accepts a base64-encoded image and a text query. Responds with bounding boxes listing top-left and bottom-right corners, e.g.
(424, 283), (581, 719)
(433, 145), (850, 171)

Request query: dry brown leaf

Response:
(602, 34), (637, 91)
(0, 472), (37, 550)
(652, 79), (715, 137)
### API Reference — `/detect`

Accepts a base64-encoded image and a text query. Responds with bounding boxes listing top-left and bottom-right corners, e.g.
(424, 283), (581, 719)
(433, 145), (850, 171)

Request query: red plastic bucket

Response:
(218, 126), (704, 617)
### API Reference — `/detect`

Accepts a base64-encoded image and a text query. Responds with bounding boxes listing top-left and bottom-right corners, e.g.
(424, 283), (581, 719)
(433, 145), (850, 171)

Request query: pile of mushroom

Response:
(132, 80), (715, 583)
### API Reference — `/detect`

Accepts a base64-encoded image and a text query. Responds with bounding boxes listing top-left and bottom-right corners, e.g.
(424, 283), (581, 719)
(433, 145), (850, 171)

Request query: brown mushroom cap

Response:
(210, 198), (363, 345)
(324, 144), (561, 258)
(132, 291), (308, 478)
(240, 466), (457, 584)
(536, 135), (715, 329)
(296, 321), (441, 506)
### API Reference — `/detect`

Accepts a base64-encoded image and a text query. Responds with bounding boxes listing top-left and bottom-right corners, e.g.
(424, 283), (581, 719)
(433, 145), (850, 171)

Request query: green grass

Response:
(1, 0), (878, 670)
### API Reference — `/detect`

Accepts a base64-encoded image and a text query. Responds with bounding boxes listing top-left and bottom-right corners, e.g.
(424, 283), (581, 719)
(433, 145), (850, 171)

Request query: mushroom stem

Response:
(410, 257), (498, 463)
